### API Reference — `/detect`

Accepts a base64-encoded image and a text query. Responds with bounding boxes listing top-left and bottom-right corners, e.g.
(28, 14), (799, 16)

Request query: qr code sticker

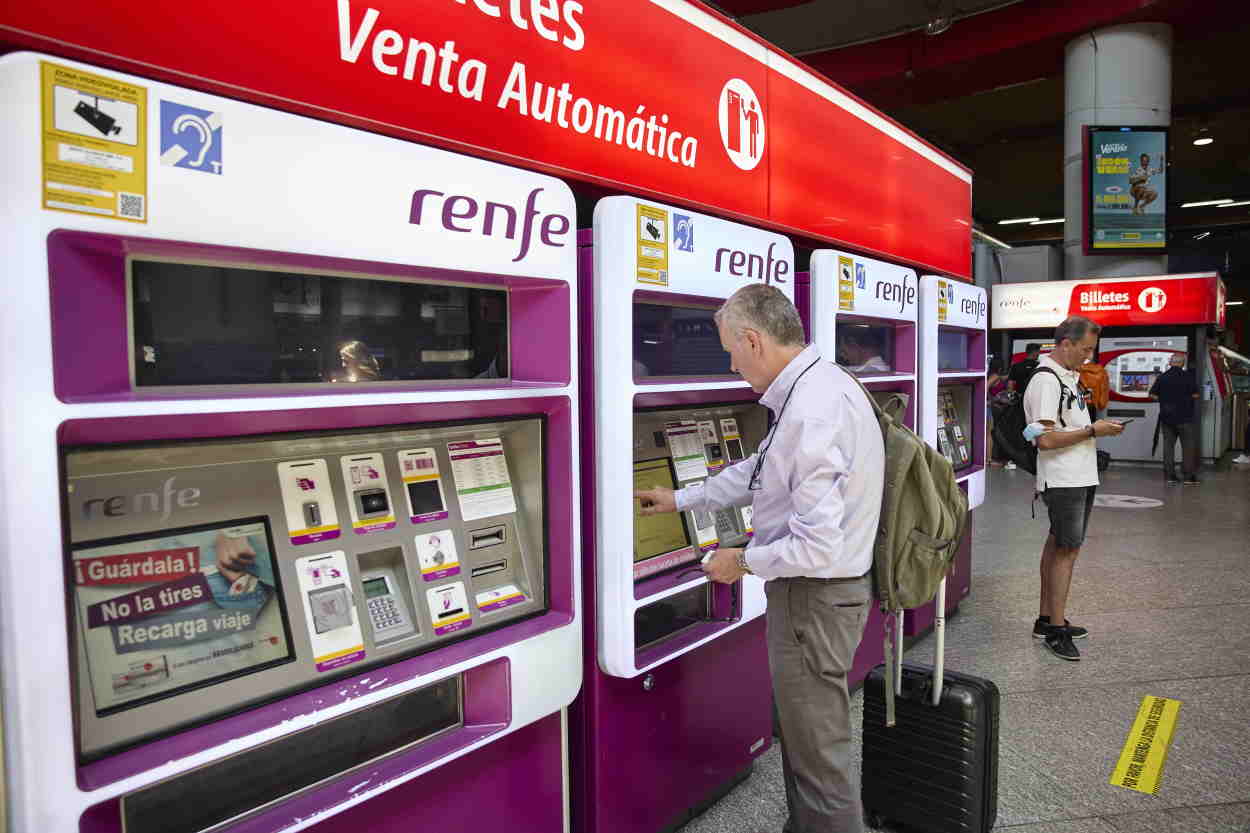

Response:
(118, 192), (145, 220)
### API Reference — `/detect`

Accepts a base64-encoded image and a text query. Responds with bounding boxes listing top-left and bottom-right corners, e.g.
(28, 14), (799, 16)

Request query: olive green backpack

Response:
(846, 371), (969, 723)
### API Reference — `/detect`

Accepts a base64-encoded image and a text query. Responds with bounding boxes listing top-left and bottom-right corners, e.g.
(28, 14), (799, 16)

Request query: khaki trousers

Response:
(766, 576), (871, 833)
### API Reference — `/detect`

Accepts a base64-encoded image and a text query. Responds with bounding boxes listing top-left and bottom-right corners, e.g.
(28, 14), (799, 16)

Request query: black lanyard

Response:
(749, 357), (820, 491)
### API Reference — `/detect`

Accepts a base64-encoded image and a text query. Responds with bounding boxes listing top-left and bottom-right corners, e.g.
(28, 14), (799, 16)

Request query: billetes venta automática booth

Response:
(993, 273), (1229, 463)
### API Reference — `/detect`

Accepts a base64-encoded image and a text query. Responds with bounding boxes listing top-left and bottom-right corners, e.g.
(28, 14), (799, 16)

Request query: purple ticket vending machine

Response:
(572, 197), (792, 833)
(798, 250), (919, 689)
(911, 276), (989, 636)
(0, 54), (581, 833)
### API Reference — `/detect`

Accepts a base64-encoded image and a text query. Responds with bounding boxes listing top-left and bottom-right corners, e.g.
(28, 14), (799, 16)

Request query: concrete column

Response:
(1064, 23), (1171, 279)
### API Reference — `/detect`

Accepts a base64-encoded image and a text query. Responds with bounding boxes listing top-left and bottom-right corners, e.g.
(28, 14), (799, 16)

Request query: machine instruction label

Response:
(296, 551), (366, 673)
(448, 438), (517, 521)
(476, 584), (526, 614)
(41, 61), (147, 222)
(339, 452), (397, 535)
(428, 582), (472, 635)
(415, 529), (462, 582)
(665, 421), (709, 482)
(398, 448), (450, 524)
(277, 459), (342, 545)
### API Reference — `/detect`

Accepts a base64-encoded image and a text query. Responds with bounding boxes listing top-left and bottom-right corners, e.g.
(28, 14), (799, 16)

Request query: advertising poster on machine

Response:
(72, 519), (292, 713)
(1087, 126), (1167, 252)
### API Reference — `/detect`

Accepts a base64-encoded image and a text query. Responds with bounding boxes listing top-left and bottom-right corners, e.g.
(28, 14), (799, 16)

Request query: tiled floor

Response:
(679, 460), (1250, 833)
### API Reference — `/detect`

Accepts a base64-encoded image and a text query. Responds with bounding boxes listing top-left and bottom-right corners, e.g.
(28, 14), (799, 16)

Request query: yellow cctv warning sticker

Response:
(41, 61), (148, 222)
(636, 203), (669, 286)
(1110, 695), (1181, 795)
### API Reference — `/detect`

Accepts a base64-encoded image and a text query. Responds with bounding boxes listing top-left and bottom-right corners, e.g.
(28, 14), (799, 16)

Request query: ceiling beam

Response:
(799, 0), (1239, 110)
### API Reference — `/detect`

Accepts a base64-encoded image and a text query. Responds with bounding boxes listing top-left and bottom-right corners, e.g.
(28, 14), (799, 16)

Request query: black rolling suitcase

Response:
(861, 580), (1000, 833)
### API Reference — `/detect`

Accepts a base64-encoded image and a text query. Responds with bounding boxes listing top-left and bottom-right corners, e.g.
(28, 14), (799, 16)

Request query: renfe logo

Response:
(874, 277), (916, 313)
(410, 186), (571, 262)
(960, 295), (987, 323)
(82, 477), (202, 521)
(714, 241), (789, 285)
(718, 78), (764, 172)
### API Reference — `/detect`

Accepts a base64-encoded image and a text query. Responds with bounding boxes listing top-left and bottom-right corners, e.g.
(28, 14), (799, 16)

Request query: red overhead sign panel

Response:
(1, 0), (971, 278)
(992, 273), (1226, 330)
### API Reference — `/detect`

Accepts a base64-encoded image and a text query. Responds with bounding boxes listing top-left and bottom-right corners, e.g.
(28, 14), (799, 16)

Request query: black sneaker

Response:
(1044, 627), (1081, 661)
(1034, 616), (1088, 639)
(1166, 478), (1180, 486)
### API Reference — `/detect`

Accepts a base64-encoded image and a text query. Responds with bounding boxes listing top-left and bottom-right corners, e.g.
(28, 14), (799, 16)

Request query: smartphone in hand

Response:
(1112, 418), (1135, 426)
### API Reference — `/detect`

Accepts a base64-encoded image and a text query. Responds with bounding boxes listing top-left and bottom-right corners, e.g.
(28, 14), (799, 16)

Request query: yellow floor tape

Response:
(1110, 695), (1182, 795)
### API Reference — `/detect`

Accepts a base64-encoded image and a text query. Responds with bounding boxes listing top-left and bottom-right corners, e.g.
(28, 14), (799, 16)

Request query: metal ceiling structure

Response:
(712, 0), (1250, 249)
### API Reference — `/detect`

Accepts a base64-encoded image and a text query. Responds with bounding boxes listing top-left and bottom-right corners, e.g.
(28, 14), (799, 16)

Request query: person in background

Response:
(837, 327), (890, 374)
(1024, 316), (1124, 661)
(1008, 343), (1041, 393)
(987, 359), (1008, 467)
(1149, 353), (1200, 485)
(636, 284), (884, 833)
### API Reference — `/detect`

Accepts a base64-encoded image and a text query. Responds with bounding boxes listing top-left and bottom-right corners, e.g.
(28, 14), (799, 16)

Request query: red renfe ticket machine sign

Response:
(2, 0), (972, 279)
(992, 272), (1225, 331)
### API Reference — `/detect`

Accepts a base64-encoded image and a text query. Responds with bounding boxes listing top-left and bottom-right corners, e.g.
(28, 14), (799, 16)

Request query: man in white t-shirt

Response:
(1023, 316), (1124, 661)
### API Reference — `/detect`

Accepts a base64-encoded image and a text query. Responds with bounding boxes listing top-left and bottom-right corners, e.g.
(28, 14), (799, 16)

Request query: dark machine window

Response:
(633, 303), (732, 378)
(835, 321), (897, 374)
(131, 261), (509, 386)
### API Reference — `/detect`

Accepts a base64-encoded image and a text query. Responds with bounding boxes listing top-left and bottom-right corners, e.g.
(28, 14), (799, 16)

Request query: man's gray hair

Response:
(1054, 315), (1101, 345)
(714, 284), (806, 347)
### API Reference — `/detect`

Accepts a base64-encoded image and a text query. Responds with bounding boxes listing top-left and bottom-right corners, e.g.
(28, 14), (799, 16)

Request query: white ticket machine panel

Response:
(808, 249), (919, 424)
(588, 196), (794, 677)
(66, 417), (547, 758)
(0, 53), (579, 833)
(920, 276), (988, 509)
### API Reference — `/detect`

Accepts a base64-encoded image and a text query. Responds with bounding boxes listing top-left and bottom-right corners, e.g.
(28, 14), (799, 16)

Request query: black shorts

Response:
(1043, 486), (1097, 549)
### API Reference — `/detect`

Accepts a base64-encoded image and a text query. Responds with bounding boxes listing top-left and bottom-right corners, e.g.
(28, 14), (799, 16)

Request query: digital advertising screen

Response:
(72, 517), (293, 714)
(1086, 126), (1168, 253)
(632, 458), (691, 562)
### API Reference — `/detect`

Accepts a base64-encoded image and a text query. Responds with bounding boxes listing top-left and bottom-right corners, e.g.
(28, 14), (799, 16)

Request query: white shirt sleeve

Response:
(1023, 372), (1062, 427)
(675, 455), (755, 513)
(742, 418), (847, 579)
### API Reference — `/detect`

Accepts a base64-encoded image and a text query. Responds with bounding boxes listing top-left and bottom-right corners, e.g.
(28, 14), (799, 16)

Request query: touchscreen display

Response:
(632, 459), (691, 562)
(71, 518), (293, 715)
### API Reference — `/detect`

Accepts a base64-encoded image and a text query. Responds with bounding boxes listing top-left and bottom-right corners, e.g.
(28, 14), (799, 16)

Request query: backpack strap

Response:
(1030, 366), (1069, 428)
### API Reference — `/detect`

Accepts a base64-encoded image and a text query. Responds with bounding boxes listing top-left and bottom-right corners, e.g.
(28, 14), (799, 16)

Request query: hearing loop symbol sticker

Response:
(160, 100), (223, 174)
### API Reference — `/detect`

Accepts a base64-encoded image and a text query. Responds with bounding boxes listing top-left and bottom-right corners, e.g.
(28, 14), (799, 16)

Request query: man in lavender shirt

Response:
(636, 284), (884, 833)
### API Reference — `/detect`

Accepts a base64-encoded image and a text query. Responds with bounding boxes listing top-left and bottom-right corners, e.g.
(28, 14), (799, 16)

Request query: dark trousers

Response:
(1161, 420), (1198, 479)
(767, 576), (871, 833)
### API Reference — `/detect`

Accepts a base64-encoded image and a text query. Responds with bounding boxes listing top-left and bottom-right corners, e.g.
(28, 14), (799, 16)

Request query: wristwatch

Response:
(1087, 425), (1096, 438)
(736, 551), (753, 575)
